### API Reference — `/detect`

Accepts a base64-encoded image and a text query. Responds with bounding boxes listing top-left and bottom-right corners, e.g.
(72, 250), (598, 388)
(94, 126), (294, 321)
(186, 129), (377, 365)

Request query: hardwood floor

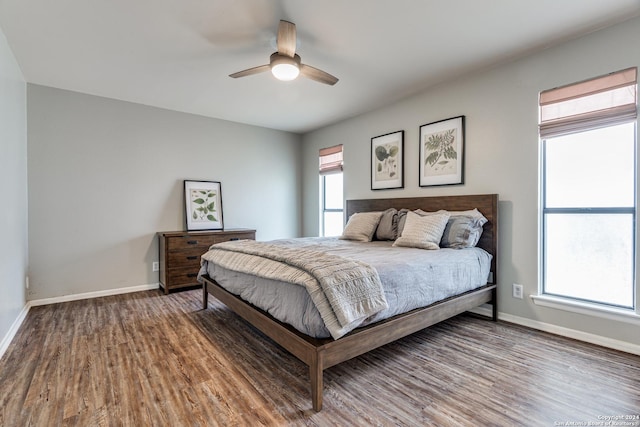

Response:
(1, 288), (638, 426)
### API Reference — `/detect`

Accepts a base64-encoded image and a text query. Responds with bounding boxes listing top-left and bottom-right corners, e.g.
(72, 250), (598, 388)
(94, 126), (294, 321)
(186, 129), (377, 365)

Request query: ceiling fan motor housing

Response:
(270, 53), (301, 81)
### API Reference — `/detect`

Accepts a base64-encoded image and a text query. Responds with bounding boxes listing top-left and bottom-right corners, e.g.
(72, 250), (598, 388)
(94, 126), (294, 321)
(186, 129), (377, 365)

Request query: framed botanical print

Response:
(419, 116), (465, 187)
(371, 130), (404, 190)
(184, 180), (224, 230)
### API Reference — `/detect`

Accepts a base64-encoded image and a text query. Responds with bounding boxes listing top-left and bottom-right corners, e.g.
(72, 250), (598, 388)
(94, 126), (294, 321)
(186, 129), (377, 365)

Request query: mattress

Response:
(199, 237), (492, 338)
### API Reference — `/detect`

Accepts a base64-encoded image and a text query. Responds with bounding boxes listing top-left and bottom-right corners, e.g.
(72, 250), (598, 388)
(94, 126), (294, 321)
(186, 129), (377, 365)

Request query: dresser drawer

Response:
(213, 232), (255, 243)
(166, 247), (208, 268)
(166, 266), (201, 286)
(166, 234), (218, 251)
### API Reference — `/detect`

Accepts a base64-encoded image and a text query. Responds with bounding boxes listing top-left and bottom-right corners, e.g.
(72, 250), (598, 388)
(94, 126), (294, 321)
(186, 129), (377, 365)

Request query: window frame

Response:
(320, 172), (343, 237)
(319, 144), (344, 237)
(537, 68), (639, 316)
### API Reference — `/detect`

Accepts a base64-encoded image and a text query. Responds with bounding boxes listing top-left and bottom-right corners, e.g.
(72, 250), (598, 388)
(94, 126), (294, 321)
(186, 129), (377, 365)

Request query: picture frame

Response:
(419, 115), (465, 187)
(184, 180), (224, 231)
(371, 130), (404, 190)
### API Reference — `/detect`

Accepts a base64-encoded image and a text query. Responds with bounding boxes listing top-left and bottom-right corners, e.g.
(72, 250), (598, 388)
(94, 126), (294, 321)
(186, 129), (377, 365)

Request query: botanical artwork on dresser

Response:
(371, 130), (404, 190)
(184, 180), (224, 230)
(419, 116), (465, 187)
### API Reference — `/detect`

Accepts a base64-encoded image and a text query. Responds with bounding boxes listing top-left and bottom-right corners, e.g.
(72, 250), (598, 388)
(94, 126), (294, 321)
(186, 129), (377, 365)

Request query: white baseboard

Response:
(28, 283), (160, 307)
(469, 306), (640, 356)
(0, 304), (30, 360)
(0, 283), (160, 360)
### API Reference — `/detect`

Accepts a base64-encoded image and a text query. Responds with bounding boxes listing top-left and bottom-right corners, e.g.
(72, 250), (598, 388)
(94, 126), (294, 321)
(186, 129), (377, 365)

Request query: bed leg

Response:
(492, 287), (498, 321)
(310, 354), (324, 411)
(202, 282), (208, 310)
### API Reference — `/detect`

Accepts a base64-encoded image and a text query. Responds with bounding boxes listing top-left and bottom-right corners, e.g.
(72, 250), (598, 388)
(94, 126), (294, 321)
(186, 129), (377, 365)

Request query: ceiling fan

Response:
(229, 20), (339, 86)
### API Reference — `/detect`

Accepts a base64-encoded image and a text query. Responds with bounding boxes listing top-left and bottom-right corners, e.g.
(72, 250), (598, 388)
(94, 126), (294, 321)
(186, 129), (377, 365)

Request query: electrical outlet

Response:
(25, 276), (29, 289)
(152, 262), (160, 272)
(512, 283), (523, 299)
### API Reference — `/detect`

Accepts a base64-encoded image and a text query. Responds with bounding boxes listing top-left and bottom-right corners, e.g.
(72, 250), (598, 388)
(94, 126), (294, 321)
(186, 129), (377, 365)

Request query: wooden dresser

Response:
(158, 228), (256, 294)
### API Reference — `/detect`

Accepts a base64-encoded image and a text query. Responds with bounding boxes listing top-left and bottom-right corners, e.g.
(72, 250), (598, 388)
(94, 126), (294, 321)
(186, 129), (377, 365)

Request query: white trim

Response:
(468, 305), (494, 318)
(468, 306), (640, 356)
(498, 311), (640, 356)
(28, 283), (160, 307)
(531, 294), (640, 325)
(0, 304), (30, 360)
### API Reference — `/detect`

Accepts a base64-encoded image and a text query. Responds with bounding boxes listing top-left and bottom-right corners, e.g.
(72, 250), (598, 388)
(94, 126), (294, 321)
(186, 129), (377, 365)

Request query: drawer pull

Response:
(187, 273), (198, 278)
(187, 240), (198, 245)
(186, 256), (198, 260)
(230, 238), (239, 241)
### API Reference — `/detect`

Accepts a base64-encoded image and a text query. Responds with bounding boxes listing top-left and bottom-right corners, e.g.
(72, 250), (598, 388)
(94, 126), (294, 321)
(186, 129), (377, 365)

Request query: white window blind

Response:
(539, 67), (637, 138)
(319, 144), (343, 175)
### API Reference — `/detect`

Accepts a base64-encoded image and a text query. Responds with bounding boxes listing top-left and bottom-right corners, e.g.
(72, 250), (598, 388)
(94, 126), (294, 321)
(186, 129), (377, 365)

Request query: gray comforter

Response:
(198, 237), (492, 339)
(199, 239), (388, 339)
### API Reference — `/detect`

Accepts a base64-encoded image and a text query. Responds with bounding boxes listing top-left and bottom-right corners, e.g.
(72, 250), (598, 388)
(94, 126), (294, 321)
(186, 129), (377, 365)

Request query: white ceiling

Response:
(1, 0), (639, 134)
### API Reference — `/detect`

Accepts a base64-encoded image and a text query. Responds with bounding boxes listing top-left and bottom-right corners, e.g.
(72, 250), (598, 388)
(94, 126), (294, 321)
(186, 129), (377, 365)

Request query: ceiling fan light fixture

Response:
(270, 53), (301, 81)
(271, 63), (299, 81)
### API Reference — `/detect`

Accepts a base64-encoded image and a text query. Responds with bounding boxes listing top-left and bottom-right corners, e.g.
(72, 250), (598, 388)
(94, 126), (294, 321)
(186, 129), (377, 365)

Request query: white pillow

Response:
(339, 211), (383, 242)
(393, 211), (450, 250)
(397, 209), (446, 236)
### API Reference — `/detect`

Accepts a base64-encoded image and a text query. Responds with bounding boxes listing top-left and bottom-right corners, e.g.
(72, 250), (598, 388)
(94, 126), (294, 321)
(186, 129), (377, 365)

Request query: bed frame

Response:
(201, 194), (498, 411)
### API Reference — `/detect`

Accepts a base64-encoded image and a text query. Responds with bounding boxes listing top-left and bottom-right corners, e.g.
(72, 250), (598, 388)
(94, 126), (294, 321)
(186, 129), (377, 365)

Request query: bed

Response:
(199, 194), (498, 411)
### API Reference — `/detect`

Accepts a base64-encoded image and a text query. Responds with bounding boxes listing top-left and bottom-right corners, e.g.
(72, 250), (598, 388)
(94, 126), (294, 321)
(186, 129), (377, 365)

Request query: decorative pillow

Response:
(415, 208), (488, 248)
(375, 208), (398, 241)
(392, 211), (450, 250)
(414, 209), (448, 217)
(340, 211), (383, 242)
(440, 215), (486, 249)
(398, 209), (446, 237)
(396, 208), (410, 236)
(447, 208), (487, 220)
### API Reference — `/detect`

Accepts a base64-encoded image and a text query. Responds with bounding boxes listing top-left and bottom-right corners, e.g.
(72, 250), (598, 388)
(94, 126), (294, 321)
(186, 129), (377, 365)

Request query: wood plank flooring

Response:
(0, 288), (638, 426)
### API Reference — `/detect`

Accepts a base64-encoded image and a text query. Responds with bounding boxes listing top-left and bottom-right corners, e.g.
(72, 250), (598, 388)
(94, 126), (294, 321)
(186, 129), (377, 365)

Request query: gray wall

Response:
(0, 28), (27, 343)
(302, 17), (640, 348)
(27, 85), (302, 300)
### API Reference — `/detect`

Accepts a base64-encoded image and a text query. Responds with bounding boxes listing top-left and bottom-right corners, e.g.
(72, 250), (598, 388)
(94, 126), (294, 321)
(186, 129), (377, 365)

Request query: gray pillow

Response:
(375, 208), (398, 240)
(396, 208), (410, 237)
(440, 215), (486, 248)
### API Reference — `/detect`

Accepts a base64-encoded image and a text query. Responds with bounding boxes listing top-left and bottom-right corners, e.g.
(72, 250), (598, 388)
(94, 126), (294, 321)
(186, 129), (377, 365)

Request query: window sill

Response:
(531, 294), (640, 325)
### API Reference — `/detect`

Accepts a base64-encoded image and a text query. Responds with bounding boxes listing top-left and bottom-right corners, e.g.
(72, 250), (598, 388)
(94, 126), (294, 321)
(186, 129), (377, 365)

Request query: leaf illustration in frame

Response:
(184, 180), (224, 230)
(371, 130), (404, 190)
(419, 116), (464, 187)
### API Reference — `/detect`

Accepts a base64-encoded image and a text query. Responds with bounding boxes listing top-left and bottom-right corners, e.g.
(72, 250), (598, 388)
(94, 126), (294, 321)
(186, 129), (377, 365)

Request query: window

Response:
(319, 145), (344, 236)
(539, 68), (637, 310)
(322, 173), (343, 236)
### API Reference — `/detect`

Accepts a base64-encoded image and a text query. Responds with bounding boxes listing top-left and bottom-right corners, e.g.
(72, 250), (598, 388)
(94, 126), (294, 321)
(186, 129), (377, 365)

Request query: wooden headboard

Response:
(346, 194), (498, 284)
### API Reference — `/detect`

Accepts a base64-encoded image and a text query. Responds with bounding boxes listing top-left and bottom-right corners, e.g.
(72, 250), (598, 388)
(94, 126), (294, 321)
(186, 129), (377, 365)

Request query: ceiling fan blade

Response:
(300, 64), (339, 86)
(277, 20), (296, 57)
(229, 64), (270, 78)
